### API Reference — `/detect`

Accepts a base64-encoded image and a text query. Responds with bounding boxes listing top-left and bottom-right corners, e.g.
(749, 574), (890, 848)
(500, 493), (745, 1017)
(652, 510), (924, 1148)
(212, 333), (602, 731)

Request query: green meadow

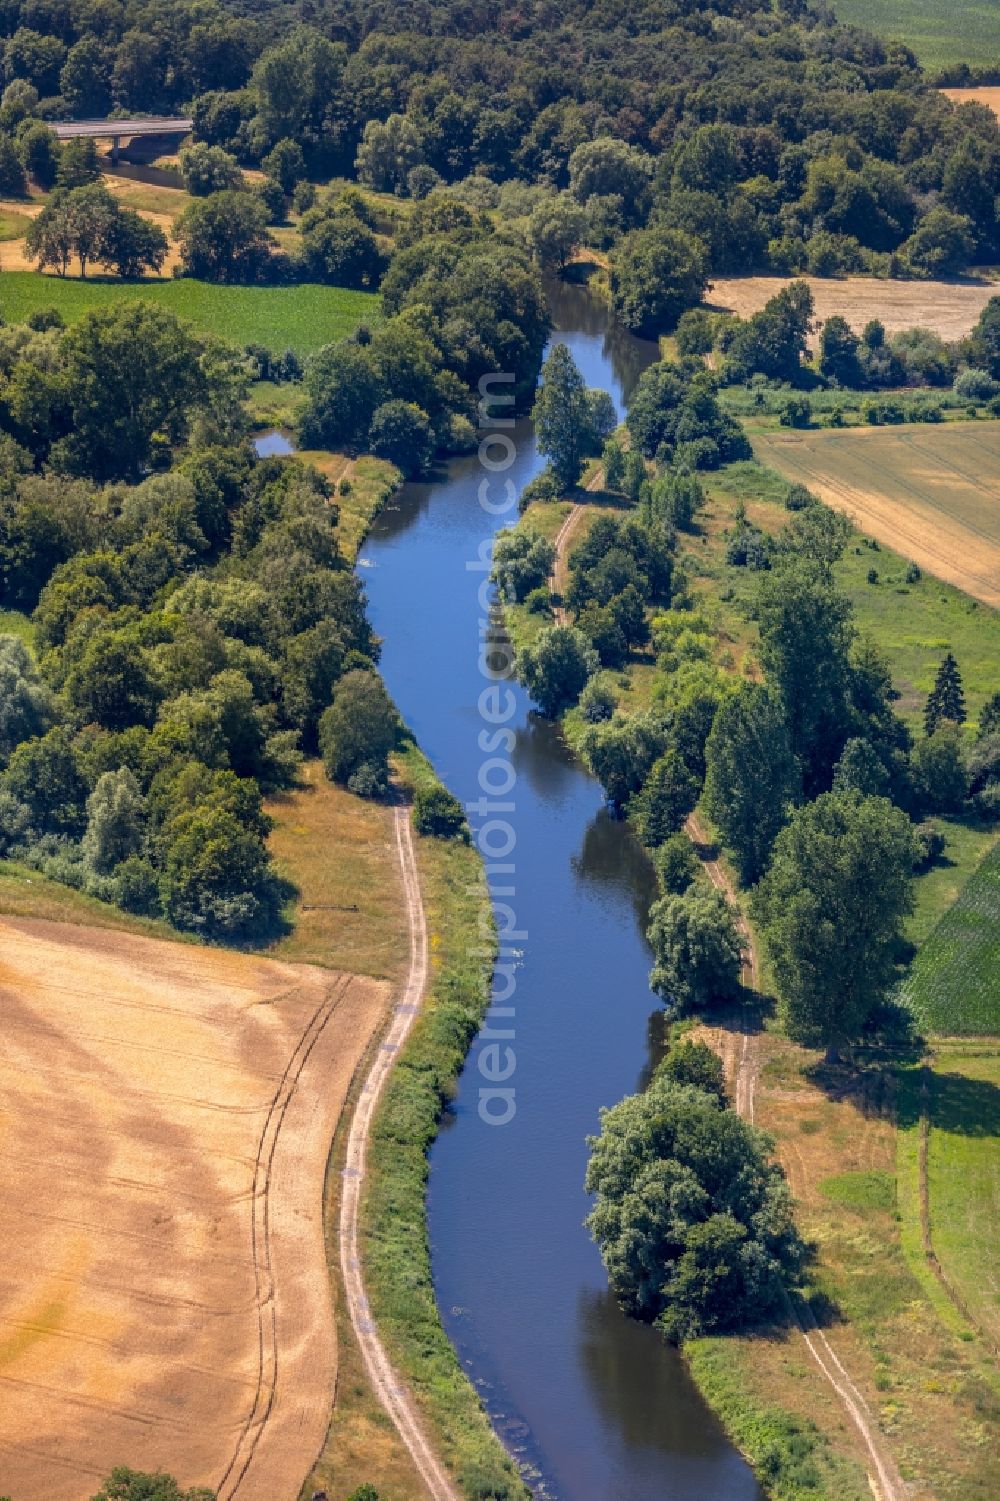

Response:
(833, 0), (1000, 72)
(0, 272), (380, 354)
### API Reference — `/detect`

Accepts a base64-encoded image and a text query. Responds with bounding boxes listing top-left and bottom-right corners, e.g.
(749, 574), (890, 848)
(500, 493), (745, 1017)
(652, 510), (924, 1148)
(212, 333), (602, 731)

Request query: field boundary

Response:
(339, 803), (460, 1501)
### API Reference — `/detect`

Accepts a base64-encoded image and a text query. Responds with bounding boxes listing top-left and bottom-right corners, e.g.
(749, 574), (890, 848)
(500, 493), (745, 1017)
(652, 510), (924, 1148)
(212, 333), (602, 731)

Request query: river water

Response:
(355, 281), (763, 1501)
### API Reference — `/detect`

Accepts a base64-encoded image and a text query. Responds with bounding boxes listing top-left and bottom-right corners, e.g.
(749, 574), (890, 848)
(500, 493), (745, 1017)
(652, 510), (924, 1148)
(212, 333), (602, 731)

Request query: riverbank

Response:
(253, 431), (519, 1497)
(502, 448), (1000, 1499)
(303, 743), (527, 1500)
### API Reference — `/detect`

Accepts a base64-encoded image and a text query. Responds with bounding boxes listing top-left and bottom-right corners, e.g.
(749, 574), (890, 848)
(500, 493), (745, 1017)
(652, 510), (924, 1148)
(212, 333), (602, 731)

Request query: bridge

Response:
(52, 117), (193, 163)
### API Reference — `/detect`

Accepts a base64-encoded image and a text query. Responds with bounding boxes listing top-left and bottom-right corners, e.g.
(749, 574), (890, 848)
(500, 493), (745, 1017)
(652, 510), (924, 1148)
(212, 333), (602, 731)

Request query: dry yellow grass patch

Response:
(266, 759), (407, 982)
(708, 273), (997, 345)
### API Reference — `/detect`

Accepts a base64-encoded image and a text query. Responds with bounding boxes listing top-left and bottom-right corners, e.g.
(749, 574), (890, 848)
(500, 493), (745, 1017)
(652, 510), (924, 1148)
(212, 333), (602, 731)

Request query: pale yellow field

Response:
(941, 86), (1000, 120)
(709, 274), (998, 345)
(0, 917), (389, 1501)
(754, 422), (1000, 607)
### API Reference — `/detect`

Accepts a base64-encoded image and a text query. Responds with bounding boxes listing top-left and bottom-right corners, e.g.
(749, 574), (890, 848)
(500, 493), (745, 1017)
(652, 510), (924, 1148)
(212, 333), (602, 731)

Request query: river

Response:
(355, 281), (763, 1500)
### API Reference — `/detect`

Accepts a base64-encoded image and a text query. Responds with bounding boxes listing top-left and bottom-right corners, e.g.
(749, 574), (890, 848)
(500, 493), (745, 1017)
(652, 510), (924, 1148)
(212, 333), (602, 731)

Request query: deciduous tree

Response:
(703, 683), (799, 885)
(753, 792), (915, 1057)
(519, 623), (597, 717)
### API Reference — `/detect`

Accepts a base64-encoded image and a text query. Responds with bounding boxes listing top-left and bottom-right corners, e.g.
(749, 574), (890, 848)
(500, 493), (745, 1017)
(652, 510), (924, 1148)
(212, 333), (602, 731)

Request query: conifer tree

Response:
(978, 690), (1000, 742)
(925, 652), (966, 736)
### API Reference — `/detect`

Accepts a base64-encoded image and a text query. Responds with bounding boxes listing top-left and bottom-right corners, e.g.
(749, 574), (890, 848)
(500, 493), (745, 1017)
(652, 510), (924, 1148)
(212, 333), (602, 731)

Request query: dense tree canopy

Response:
(754, 792), (915, 1055)
(586, 1070), (800, 1341)
(704, 683), (800, 886)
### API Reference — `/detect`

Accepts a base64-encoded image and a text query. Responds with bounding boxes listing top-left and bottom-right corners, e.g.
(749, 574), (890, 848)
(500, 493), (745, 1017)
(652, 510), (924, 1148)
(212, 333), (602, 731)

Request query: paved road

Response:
(52, 117), (192, 139)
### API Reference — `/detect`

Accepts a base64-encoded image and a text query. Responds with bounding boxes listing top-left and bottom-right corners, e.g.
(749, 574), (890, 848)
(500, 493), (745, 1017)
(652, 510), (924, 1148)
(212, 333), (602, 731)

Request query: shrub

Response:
(579, 676), (616, 723)
(114, 855), (162, 916)
(912, 822), (946, 873)
(413, 783), (469, 840)
(347, 760), (389, 798)
(517, 468), (560, 513)
(653, 832), (699, 894)
(953, 367), (1000, 402)
(862, 398), (905, 425)
(779, 396), (811, 429)
(491, 528), (556, 603)
(659, 1039), (727, 1101)
(785, 483), (815, 511)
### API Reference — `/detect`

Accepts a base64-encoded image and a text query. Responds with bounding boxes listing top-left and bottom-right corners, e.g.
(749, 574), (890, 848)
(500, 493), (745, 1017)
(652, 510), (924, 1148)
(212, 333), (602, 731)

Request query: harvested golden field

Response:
(941, 86), (1000, 120)
(708, 274), (997, 344)
(0, 916), (389, 1501)
(753, 423), (1000, 607)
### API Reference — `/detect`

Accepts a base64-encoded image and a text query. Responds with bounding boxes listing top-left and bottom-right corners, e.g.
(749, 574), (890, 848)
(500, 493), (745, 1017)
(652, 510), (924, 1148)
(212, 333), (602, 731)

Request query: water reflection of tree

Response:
(636, 1007), (670, 1094)
(512, 710), (581, 801)
(546, 276), (659, 399)
(572, 807), (658, 932)
(576, 1287), (760, 1472)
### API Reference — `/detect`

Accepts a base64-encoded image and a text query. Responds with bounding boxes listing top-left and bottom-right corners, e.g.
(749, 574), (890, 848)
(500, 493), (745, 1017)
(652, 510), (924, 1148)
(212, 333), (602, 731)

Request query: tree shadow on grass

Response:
(571, 482), (632, 511)
(895, 1066), (1000, 1139)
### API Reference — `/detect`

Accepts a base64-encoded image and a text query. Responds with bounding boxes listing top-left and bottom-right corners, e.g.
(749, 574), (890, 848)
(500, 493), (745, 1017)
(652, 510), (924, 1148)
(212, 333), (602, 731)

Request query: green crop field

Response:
(902, 842), (1000, 1033)
(753, 422), (1000, 611)
(896, 1048), (1000, 1356)
(0, 272), (380, 354)
(833, 0), (1000, 72)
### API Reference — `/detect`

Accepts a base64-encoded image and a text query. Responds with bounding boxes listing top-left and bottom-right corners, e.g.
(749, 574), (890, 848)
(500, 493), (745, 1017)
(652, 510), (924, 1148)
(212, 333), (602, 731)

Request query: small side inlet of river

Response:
(348, 281), (764, 1500)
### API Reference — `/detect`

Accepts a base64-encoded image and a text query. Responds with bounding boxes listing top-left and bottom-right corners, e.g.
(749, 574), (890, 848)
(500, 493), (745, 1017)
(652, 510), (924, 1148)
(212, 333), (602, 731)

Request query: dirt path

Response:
(338, 804), (461, 1501)
(549, 466), (605, 622)
(679, 821), (904, 1501)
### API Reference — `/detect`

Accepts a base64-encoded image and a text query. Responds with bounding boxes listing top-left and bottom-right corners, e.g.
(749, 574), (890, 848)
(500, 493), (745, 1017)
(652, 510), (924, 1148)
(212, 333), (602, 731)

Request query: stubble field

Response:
(0, 917), (389, 1501)
(752, 423), (1000, 607)
(708, 274), (997, 345)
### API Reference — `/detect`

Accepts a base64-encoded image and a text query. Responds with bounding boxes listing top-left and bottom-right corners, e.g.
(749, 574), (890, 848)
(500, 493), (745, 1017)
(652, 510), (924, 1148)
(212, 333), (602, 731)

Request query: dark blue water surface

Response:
(359, 282), (763, 1501)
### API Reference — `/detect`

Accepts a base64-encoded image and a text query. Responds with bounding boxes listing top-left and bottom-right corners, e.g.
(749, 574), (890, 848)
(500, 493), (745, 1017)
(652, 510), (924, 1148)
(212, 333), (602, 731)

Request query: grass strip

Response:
(358, 741), (530, 1498)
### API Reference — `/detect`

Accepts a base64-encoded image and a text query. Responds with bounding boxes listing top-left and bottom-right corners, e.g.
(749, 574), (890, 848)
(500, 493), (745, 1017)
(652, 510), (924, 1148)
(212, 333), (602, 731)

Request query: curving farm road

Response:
(684, 816), (905, 1501)
(338, 804), (462, 1501)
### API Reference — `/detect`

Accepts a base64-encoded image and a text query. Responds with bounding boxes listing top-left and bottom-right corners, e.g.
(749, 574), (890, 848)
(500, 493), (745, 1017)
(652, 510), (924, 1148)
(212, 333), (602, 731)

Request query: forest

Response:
(0, 0), (995, 298)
